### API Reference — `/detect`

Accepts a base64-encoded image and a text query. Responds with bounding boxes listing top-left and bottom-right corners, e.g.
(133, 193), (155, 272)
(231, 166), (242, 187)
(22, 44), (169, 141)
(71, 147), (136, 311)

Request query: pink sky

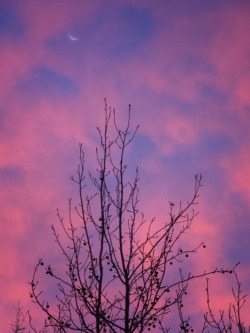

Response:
(1, 0), (250, 331)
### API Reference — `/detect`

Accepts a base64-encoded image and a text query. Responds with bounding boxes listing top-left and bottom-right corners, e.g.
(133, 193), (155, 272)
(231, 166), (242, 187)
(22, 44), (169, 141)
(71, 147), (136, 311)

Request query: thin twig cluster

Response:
(23, 101), (248, 333)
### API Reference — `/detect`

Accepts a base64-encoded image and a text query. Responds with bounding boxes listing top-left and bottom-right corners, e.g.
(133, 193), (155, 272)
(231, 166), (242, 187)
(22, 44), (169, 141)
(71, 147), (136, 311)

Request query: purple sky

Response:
(0, 0), (250, 331)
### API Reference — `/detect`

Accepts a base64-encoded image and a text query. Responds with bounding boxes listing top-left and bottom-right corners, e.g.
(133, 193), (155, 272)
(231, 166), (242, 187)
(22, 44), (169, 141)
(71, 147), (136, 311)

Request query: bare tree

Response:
(10, 302), (52, 333)
(202, 271), (250, 333)
(27, 100), (245, 332)
(10, 302), (27, 333)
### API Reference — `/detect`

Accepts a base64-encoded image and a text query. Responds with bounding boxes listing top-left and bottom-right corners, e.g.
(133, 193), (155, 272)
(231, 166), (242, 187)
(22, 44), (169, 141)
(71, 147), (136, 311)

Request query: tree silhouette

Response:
(9, 302), (27, 333)
(26, 101), (248, 332)
(202, 271), (249, 332)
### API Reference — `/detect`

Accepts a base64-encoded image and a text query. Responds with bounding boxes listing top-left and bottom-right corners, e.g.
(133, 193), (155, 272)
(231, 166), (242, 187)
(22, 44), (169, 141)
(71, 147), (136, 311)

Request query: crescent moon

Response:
(68, 33), (78, 41)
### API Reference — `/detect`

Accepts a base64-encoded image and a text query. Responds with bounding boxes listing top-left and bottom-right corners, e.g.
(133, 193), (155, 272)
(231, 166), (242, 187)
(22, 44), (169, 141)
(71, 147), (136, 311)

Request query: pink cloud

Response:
(220, 143), (250, 200)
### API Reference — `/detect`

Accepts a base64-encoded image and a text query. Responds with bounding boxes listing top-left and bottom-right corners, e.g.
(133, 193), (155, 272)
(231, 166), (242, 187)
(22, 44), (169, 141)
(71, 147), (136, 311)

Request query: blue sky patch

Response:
(0, 3), (26, 39)
(129, 133), (156, 161)
(15, 66), (77, 97)
(0, 166), (25, 185)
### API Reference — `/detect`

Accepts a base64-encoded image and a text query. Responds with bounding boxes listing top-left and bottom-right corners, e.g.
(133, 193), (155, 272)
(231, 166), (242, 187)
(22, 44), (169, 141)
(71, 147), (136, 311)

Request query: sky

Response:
(1, 0), (250, 331)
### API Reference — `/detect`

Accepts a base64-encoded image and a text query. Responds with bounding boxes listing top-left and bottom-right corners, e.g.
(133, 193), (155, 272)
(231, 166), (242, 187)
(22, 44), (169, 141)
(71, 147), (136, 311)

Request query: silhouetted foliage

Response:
(12, 101), (249, 332)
